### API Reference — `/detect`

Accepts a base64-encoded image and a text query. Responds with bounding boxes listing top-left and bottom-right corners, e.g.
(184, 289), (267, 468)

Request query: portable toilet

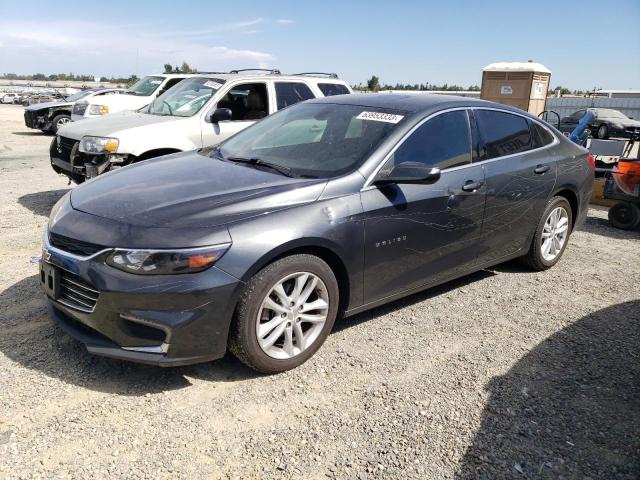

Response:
(480, 61), (551, 116)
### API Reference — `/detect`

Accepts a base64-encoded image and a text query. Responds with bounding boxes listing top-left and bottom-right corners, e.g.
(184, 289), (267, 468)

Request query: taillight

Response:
(586, 153), (596, 171)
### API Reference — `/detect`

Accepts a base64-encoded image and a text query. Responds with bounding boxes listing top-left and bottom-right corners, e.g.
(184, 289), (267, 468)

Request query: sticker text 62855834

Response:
(356, 111), (404, 124)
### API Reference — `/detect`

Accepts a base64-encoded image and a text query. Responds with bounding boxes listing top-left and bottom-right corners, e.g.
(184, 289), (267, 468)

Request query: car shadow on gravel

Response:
(12, 131), (50, 136)
(456, 300), (640, 479)
(0, 274), (260, 396)
(580, 212), (640, 237)
(18, 189), (71, 217)
(335, 270), (496, 332)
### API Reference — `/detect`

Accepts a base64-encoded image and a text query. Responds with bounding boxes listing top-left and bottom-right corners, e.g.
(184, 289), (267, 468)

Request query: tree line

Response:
(356, 75), (480, 92)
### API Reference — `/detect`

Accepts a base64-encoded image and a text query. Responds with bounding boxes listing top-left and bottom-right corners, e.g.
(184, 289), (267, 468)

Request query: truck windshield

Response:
(126, 76), (164, 97)
(217, 103), (402, 178)
(148, 77), (225, 117)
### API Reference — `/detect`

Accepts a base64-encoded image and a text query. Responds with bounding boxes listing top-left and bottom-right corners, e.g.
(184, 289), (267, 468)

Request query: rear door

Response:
(361, 109), (486, 302)
(473, 109), (558, 264)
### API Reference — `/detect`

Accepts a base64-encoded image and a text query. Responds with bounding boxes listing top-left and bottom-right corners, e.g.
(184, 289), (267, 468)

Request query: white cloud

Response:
(277, 19), (295, 25)
(0, 20), (274, 75)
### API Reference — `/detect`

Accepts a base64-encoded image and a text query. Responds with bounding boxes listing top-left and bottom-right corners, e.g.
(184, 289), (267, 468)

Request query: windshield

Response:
(126, 76), (164, 96)
(65, 90), (94, 102)
(148, 77), (224, 117)
(594, 109), (628, 119)
(218, 103), (403, 178)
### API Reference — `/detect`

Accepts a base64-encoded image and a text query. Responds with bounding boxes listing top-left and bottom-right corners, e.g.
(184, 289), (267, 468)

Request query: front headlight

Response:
(79, 136), (119, 154)
(105, 244), (231, 275)
(88, 104), (109, 115)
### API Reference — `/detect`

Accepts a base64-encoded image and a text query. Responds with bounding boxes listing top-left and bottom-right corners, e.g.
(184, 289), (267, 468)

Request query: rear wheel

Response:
(229, 254), (339, 373)
(597, 124), (609, 139)
(51, 114), (71, 134)
(520, 196), (572, 271)
(608, 202), (640, 230)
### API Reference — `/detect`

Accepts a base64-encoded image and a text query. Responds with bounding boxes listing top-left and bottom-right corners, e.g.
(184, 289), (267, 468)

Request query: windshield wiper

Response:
(225, 156), (293, 177)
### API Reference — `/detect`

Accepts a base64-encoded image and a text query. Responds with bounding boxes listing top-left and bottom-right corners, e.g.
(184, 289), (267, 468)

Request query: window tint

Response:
(531, 121), (555, 148)
(275, 82), (315, 110)
(318, 83), (350, 97)
(476, 110), (532, 159)
(216, 83), (269, 121)
(391, 110), (471, 169)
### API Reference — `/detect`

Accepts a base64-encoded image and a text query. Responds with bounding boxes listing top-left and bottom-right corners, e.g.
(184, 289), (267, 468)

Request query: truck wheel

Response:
(51, 114), (71, 134)
(597, 124), (609, 139)
(608, 202), (640, 230)
(229, 254), (339, 374)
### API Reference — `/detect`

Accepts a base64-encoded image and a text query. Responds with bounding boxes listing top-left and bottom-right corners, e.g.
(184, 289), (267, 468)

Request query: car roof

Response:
(174, 73), (349, 83)
(305, 92), (519, 114)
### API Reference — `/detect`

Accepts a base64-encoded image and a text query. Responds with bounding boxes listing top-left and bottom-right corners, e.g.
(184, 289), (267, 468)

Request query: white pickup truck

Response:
(71, 74), (196, 121)
(52, 71), (352, 183)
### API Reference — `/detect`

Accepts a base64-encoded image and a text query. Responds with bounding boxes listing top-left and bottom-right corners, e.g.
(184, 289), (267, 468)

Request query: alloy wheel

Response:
(57, 117), (71, 128)
(256, 272), (329, 359)
(540, 206), (569, 261)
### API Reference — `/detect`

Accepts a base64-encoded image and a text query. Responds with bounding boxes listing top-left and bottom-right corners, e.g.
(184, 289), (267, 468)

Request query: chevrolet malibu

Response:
(40, 94), (594, 373)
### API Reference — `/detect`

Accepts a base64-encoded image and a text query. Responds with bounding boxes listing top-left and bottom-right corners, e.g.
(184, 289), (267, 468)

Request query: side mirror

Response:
(208, 108), (233, 123)
(374, 161), (441, 185)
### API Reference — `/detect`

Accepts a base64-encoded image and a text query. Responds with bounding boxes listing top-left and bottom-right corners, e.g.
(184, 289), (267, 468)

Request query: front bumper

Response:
(49, 137), (129, 181)
(24, 110), (51, 131)
(40, 228), (243, 366)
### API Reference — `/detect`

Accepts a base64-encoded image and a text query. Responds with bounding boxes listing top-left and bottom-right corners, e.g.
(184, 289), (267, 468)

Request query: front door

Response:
(201, 82), (271, 148)
(361, 109), (486, 303)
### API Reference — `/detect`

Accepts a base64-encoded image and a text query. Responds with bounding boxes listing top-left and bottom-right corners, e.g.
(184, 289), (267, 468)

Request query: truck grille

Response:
(49, 232), (106, 256)
(24, 110), (39, 128)
(54, 136), (78, 165)
(73, 103), (88, 115)
(58, 270), (99, 313)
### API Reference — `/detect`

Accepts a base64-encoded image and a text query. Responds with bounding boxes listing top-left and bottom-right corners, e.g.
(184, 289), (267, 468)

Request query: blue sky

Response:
(0, 0), (638, 90)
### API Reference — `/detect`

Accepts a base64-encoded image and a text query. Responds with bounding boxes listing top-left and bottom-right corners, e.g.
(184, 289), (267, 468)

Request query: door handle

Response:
(461, 180), (484, 192)
(534, 164), (550, 174)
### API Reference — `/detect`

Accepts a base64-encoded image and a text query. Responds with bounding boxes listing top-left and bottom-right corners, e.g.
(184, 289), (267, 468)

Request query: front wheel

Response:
(51, 114), (71, 134)
(229, 254), (339, 373)
(520, 196), (572, 271)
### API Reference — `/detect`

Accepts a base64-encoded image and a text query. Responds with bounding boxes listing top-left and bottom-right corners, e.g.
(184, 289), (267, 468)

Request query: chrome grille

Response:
(58, 271), (99, 313)
(49, 232), (105, 256)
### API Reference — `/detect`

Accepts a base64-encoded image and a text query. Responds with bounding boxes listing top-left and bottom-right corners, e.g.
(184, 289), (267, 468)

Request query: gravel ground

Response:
(0, 104), (639, 479)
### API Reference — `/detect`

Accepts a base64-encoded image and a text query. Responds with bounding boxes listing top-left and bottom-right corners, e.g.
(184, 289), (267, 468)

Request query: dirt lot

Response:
(0, 104), (638, 479)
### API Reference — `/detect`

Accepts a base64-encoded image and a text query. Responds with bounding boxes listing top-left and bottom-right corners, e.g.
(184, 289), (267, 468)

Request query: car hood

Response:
(70, 149), (327, 228)
(26, 101), (71, 111)
(58, 111), (178, 140)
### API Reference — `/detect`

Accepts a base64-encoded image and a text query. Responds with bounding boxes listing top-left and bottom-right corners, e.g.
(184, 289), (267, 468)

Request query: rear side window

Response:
(531, 121), (555, 148)
(275, 82), (315, 110)
(476, 110), (532, 159)
(391, 110), (472, 170)
(318, 83), (350, 97)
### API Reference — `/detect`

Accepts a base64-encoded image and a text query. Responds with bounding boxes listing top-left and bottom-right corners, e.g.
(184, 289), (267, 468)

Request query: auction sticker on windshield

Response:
(204, 81), (223, 90)
(356, 111), (404, 123)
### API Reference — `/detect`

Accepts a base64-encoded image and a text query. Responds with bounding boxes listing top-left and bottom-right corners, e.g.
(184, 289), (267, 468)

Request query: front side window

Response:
(318, 83), (350, 97)
(216, 83), (269, 121)
(275, 82), (315, 110)
(126, 76), (164, 96)
(148, 77), (224, 117)
(390, 110), (472, 170)
(476, 110), (532, 160)
(217, 103), (401, 178)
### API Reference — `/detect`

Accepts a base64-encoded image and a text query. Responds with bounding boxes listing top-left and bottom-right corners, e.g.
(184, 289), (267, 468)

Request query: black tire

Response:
(228, 254), (339, 374)
(519, 196), (573, 271)
(608, 202), (640, 230)
(597, 124), (609, 139)
(50, 114), (71, 134)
